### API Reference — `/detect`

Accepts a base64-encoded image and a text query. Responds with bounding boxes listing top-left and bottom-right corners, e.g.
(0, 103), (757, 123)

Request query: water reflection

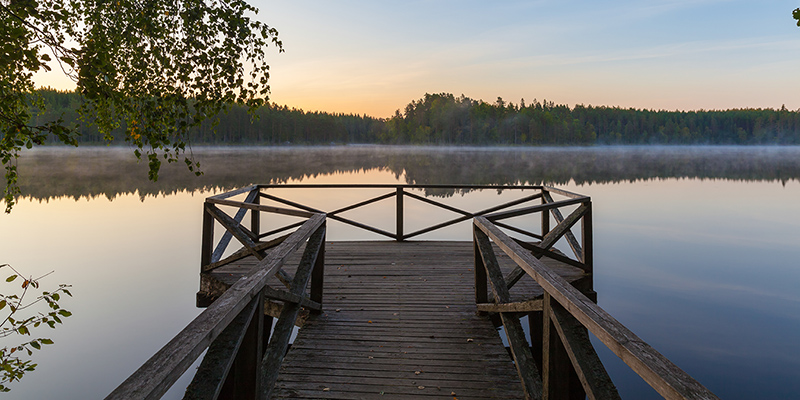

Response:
(3, 146), (799, 399)
(15, 145), (800, 202)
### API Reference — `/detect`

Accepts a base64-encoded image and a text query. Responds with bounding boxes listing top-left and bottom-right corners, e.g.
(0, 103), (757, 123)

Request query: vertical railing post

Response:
(251, 188), (260, 239)
(201, 202), (214, 268)
(541, 189), (550, 238)
(528, 310), (544, 377)
(581, 200), (593, 275)
(396, 187), (404, 241)
(473, 224), (488, 308)
(231, 291), (265, 399)
(310, 222), (326, 308)
(543, 293), (584, 400)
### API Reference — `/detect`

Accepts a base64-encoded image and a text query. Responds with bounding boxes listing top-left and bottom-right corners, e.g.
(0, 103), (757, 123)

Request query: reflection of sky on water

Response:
(578, 179), (800, 399)
(1, 148), (799, 399)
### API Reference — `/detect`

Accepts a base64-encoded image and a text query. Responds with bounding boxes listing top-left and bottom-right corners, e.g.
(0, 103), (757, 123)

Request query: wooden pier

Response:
(107, 184), (719, 400)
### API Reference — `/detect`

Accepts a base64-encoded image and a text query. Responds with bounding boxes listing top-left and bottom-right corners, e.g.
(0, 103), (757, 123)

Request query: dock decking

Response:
(202, 241), (585, 399)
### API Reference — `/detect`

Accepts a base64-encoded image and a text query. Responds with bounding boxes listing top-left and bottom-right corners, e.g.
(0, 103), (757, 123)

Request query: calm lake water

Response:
(2, 146), (799, 399)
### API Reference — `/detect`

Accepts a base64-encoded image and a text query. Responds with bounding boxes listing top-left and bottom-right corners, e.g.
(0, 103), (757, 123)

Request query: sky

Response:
(35, 0), (800, 117)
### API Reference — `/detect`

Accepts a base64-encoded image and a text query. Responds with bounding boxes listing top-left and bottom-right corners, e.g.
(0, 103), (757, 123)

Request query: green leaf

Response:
(0, 300), (6, 310)
(40, 338), (53, 345)
(30, 341), (40, 350)
(6, 275), (17, 282)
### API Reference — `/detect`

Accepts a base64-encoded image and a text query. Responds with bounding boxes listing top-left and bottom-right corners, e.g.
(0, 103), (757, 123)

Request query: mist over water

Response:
(15, 145), (800, 201)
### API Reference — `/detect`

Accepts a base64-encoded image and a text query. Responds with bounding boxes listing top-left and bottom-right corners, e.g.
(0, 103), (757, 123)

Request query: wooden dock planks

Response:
(200, 241), (587, 399)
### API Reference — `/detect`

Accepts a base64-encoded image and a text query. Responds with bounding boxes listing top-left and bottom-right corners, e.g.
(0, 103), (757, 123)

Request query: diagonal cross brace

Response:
(505, 203), (590, 290)
(543, 192), (584, 262)
(205, 203), (294, 288)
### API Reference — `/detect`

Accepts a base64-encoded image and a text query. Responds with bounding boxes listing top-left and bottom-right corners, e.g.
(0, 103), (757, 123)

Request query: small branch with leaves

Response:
(0, 264), (72, 392)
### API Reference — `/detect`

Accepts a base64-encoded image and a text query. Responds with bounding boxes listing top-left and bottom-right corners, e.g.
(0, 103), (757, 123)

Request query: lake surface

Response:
(2, 146), (799, 399)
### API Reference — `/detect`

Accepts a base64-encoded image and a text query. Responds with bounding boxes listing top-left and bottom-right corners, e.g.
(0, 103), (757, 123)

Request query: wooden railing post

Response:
(201, 203), (214, 268)
(251, 189), (260, 239)
(473, 224), (488, 307)
(581, 201), (593, 275)
(529, 310), (544, 376)
(229, 290), (265, 399)
(396, 187), (404, 241)
(310, 223), (326, 308)
(541, 190), (550, 237)
(543, 293), (584, 400)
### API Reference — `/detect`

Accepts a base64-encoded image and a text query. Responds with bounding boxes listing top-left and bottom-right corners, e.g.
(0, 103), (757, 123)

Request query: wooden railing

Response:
(106, 195), (326, 400)
(201, 184), (571, 253)
(473, 214), (720, 400)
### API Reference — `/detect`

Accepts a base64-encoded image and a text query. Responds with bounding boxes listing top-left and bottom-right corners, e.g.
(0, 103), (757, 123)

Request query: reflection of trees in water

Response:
(15, 146), (800, 201)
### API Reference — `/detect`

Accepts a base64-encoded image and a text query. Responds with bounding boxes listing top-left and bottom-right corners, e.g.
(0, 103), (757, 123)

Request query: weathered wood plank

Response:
(505, 203), (589, 289)
(208, 197), (316, 218)
(542, 192), (583, 263)
(210, 189), (260, 264)
(475, 217), (720, 400)
(475, 229), (543, 400)
(263, 286), (321, 311)
(477, 299), (543, 313)
(183, 297), (258, 400)
(260, 224), (326, 399)
(105, 214), (325, 400)
(205, 203), (263, 261)
(485, 196), (588, 221)
(548, 299), (620, 400)
(203, 233), (291, 273)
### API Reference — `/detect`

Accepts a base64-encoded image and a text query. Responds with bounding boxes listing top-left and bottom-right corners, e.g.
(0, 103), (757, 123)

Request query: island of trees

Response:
(32, 89), (800, 146)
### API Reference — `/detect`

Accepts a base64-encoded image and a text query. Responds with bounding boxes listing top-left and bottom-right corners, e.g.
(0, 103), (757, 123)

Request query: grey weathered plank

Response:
(260, 224), (326, 398)
(504, 203), (589, 289)
(474, 216), (720, 400)
(105, 214), (325, 400)
(475, 228), (543, 400)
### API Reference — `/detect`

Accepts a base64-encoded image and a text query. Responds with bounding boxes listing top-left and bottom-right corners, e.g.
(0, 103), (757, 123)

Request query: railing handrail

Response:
(106, 213), (326, 400)
(473, 216), (719, 400)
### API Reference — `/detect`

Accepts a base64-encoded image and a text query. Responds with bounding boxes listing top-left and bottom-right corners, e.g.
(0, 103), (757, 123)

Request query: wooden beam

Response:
(513, 239), (586, 270)
(486, 196), (589, 222)
(260, 225), (326, 399)
(542, 186), (586, 199)
(474, 228), (488, 307)
(208, 184), (258, 201)
(549, 299), (620, 400)
(105, 214), (325, 400)
(183, 298), (258, 400)
(327, 191), (396, 217)
(208, 197), (315, 218)
(211, 189), (260, 264)
(396, 187), (403, 241)
(404, 193), (545, 240)
(477, 299), (543, 313)
(543, 293), (584, 400)
(202, 233), (291, 273)
(474, 217), (720, 400)
(505, 204), (589, 289)
(543, 192), (584, 264)
(205, 203), (263, 261)
(474, 229), (543, 400)
(262, 286), (321, 312)
(403, 190), (472, 217)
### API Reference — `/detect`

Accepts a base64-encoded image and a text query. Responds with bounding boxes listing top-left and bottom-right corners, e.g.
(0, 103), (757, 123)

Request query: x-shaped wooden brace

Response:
(504, 202), (590, 290)
(205, 203), (294, 289)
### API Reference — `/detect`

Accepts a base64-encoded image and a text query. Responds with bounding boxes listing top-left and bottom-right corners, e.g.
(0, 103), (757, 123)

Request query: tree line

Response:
(31, 89), (800, 146)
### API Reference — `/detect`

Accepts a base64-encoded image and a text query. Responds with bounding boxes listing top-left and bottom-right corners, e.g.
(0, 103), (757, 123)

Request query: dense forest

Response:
(30, 89), (800, 146)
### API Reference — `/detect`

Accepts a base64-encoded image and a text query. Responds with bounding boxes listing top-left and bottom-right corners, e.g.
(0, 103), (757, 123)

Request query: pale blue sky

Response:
(35, 1), (800, 117)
